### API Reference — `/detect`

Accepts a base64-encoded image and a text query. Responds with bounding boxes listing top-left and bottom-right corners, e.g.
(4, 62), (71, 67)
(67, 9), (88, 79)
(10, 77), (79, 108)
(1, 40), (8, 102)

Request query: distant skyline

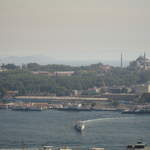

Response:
(0, 0), (150, 63)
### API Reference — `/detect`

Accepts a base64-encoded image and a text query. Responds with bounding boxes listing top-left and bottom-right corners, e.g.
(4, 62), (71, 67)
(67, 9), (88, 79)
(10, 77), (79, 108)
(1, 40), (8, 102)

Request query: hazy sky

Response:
(0, 0), (150, 62)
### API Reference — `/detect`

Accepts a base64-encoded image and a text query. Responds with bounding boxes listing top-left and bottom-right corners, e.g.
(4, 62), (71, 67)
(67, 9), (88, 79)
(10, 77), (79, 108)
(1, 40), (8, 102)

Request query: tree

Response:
(139, 93), (150, 103)
(2, 64), (19, 70)
(111, 100), (119, 107)
(0, 88), (6, 98)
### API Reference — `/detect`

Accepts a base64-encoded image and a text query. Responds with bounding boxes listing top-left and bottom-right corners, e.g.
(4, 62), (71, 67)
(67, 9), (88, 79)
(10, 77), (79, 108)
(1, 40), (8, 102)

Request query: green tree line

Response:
(1, 63), (150, 97)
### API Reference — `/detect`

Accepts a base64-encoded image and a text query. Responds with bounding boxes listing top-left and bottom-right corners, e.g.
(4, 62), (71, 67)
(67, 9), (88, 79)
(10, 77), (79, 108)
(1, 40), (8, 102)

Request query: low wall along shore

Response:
(15, 96), (109, 101)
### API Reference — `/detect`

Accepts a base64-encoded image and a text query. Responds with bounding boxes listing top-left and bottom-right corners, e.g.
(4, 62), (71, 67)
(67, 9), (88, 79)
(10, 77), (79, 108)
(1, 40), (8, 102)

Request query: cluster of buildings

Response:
(0, 102), (49, 110)
(1, 54), (150, 101)
(3, 81), (150, 99)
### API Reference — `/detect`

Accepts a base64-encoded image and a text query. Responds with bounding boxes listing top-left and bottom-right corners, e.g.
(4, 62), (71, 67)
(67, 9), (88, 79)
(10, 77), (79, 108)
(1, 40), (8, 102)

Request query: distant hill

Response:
(0, 55), (123, 66)
(0, 55), (55, 65)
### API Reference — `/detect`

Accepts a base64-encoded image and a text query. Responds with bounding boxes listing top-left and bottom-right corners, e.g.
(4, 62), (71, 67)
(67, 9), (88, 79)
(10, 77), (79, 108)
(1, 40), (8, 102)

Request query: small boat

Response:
(74, 121), (85, 132)
(127, 140), (150, 150)
(42, 146), (53, 150)
(122, 109), (150, 114)
(122, 109), (135, 114)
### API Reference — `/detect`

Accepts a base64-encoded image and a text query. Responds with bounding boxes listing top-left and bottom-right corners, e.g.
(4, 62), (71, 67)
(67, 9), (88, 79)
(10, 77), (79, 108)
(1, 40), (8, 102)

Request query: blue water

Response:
(0, 110), (150, 150)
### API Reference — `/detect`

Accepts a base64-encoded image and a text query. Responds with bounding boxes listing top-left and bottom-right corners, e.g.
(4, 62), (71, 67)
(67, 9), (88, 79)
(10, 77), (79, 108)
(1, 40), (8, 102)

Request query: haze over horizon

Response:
(0, 0), (150, 64)
(0, 54), (147, 67)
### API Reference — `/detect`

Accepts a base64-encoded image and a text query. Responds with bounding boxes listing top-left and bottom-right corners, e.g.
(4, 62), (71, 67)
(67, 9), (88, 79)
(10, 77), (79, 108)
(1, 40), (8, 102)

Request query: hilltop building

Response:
(55, 71), (74, 76)
(5, 90), (19, 98)
(129, 53), (150, 70)
(0, 63), (7, 72)
(99, 65), (112, 72)
(32, 71), (75, 76)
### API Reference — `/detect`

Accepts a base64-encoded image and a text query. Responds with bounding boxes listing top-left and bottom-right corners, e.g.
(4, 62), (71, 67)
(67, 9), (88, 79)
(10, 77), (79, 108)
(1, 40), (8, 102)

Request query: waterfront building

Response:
(72, 90), (82, 96)
(89, 148), (105, 150)
(5, 90), (18, 98)
(134, 82), (150, 95)
(59, 148), (72, 150)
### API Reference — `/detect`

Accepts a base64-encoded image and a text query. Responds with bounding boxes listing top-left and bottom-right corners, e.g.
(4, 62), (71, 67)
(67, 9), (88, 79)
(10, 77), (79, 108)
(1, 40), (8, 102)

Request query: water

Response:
(0, 109), (150, 150)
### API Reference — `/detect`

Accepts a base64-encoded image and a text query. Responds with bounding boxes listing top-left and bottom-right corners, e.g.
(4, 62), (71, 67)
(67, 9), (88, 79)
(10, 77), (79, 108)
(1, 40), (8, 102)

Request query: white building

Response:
(134, 82), (150, 95)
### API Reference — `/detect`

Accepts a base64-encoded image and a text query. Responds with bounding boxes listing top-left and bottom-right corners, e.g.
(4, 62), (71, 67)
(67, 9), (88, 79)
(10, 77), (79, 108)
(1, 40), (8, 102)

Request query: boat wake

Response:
(74, 117), (135, 132)
(81, 117), (135, 124)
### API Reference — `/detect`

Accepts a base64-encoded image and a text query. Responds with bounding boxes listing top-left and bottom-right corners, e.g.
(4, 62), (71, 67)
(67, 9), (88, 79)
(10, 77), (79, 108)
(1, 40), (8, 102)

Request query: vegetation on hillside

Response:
(0, 63), (150, 97)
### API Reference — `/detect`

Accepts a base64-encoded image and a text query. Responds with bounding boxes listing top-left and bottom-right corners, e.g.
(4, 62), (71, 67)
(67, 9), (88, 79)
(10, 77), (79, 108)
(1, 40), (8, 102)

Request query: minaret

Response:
(144, 52), (146, 70)
(121, 52), (123, 68)
(0, 59), (2, 70)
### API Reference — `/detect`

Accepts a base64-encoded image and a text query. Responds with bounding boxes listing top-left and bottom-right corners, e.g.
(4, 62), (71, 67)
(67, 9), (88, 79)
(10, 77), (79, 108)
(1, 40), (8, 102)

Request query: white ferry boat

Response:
(74, 121), (85, 132)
